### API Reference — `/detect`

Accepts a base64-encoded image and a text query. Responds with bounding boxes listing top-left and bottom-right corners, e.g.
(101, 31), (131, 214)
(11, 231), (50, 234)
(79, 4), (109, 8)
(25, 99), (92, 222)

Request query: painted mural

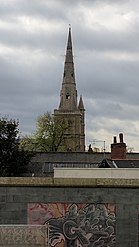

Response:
(28, 203), (116, 247)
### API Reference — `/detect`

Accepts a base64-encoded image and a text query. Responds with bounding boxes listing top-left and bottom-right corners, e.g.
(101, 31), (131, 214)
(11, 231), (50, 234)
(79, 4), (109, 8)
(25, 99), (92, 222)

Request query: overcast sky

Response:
(0, 0), (139, 151)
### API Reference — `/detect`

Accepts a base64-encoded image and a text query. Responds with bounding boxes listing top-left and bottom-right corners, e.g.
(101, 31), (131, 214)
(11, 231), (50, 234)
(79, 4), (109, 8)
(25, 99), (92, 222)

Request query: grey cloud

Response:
(0, 27), (66, 51)
(77, 56), (139, 106)
(74, 26), (139, 53)
(0, 0), (139, 150)
(0, 0), (67, 20)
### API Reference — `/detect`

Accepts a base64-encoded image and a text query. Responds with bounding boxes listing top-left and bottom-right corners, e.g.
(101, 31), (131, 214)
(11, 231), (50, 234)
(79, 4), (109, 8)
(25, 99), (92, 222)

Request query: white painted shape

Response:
(54, 168), (139, 179)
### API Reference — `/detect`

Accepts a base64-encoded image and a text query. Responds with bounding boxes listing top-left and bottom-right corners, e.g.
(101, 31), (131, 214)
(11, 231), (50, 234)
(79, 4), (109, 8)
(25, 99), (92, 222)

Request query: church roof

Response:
(99, 159), (139, 168)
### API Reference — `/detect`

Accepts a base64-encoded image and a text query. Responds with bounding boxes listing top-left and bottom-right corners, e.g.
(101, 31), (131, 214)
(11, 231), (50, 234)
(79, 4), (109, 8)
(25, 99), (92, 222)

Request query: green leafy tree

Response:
(20, 135), (37, 152)
(21, 112), (69, 152)
(0, 118), (34, 176)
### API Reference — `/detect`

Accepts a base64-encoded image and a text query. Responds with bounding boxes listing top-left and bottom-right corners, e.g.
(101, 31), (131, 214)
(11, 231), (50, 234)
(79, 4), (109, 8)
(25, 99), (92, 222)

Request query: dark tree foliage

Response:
(0, 118), (34, 176)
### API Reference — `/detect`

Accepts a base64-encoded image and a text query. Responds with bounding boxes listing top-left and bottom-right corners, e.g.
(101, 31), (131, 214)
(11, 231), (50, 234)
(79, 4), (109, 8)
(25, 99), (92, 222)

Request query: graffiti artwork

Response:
(28, 203), (116, 247)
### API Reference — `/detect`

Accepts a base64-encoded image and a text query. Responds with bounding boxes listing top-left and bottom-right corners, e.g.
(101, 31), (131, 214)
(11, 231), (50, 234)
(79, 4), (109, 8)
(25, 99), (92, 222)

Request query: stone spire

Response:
(63, 26), (75, 83)
(59, 26), (77, 111)
(54, 27), (85, 151)
(78, 95), (84, 110)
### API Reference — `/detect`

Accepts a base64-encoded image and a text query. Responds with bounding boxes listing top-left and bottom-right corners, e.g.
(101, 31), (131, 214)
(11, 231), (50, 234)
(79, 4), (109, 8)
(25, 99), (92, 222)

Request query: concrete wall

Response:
(0, 177), (138, 246)
(54, 167), (139, 179)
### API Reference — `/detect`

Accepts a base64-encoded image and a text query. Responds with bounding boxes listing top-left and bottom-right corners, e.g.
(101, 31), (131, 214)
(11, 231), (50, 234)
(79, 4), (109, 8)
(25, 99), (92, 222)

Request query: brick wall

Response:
(111, 133), (127, 159)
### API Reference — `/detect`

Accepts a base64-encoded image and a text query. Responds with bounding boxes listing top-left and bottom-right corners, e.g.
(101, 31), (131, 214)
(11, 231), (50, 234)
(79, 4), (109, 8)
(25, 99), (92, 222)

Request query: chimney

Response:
(119, 133), (123, 143)
(113, 136), (117, 144)
(111, 133), (127, 160)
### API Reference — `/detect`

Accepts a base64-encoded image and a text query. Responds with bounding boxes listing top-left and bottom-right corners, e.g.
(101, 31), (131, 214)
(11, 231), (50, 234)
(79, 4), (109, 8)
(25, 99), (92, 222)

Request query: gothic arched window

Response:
(66, 93), (70, 99)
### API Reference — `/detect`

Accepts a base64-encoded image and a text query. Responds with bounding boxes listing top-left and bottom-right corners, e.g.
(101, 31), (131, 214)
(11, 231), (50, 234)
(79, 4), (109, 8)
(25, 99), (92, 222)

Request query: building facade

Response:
(54, 27), (85, 151)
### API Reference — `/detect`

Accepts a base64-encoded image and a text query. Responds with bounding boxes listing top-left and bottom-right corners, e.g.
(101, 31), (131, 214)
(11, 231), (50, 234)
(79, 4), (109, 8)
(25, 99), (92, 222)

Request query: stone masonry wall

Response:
(0, 178), (138, 247)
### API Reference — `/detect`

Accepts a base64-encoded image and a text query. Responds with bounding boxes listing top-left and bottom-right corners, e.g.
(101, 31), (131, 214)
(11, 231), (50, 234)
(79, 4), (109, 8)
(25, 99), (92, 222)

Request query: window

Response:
(66, 93), (70, 99)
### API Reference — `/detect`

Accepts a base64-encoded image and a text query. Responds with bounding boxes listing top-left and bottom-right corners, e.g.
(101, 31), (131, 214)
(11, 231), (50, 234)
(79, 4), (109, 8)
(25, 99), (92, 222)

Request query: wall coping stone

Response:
(0, 177), (139, 187)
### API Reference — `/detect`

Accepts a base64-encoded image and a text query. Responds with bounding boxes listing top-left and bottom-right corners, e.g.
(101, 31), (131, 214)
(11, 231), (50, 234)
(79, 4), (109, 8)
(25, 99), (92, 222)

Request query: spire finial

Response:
(69, 24), (71, 32)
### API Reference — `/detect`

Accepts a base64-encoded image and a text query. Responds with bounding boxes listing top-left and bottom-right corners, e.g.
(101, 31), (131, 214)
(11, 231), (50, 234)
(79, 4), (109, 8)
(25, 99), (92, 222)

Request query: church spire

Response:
(59, 26), (77, 110)
(63, 25), (75, 84)
(54, 27), (85, 151)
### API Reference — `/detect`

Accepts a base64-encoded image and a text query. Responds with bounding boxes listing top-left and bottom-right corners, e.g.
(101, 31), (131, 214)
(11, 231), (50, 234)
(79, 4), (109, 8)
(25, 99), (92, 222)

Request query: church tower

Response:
(54, 27), (85, 151)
